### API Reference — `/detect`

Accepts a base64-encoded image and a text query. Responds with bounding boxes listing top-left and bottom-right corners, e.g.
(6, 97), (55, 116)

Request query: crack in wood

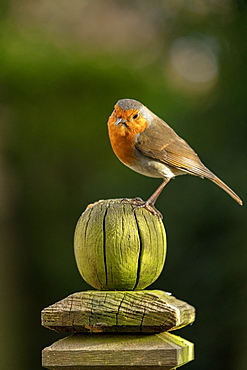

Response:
(102, 207), (108, 287)
(139, 305), (146, 333)
(115, 292), (126, 327)
(133, 210), (142, 290)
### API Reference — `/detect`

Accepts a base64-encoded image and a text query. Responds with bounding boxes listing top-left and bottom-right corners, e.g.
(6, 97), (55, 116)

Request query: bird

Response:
(107, 98), (243, 216)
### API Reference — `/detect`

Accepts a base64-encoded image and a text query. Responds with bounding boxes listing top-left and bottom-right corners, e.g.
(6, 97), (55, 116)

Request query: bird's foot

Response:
(122, 197), (163, 218)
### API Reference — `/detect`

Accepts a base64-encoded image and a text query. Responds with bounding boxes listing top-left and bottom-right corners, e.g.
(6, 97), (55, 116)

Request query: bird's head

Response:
(108, 98), (152, 136)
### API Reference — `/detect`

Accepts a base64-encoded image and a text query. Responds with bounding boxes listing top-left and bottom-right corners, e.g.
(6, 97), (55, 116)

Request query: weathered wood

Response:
(41, 290), (195, 333)
(42, 332), (194, 369)
(74, 199), (166, 290)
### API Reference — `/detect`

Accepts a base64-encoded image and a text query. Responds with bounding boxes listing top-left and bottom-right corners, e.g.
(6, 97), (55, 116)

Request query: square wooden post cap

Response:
(42, 332), (194, 369)
(41, 290), (195, 334)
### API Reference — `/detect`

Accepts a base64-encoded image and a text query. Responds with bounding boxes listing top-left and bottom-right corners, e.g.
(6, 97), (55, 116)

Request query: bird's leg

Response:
(123, 178), (171, 218)
(146, 178), (171, 206)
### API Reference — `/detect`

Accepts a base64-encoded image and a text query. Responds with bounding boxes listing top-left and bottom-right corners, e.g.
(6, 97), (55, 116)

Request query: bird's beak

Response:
(115, 118), (127, 126)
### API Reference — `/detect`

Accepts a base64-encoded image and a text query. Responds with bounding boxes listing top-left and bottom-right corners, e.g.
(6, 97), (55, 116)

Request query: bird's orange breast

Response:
(107, 109), (148, 166)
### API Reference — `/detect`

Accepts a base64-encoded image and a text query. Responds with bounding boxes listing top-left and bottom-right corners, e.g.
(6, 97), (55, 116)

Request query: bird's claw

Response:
(122, 197), (163, 218)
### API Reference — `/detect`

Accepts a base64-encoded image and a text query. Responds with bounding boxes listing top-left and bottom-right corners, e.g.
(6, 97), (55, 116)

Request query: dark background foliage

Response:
(0, 1), (246, 369)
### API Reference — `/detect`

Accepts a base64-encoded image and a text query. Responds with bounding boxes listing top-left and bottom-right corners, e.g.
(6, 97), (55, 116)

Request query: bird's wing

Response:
(135, 116), (215, 180)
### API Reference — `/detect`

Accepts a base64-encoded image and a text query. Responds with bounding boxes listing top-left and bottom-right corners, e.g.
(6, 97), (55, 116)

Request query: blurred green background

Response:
(0, 1), (246, 369)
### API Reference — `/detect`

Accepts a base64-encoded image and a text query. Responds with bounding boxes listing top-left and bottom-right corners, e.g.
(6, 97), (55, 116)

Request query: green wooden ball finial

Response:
(74, 198), (166, 290)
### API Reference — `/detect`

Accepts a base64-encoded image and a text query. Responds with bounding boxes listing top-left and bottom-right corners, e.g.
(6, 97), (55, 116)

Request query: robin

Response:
(107, 98), (243, 215)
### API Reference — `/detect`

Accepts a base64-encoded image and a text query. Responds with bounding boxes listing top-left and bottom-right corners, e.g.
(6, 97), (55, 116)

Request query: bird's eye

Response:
(132, 113), (138, 119)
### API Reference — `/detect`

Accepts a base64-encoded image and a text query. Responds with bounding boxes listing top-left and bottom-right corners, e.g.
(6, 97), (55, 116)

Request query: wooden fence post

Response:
(41, 199), (195, 369)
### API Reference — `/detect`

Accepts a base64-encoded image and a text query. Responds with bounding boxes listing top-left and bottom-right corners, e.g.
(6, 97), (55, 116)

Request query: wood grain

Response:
(41, 290), (195, 333)
(42, 332), (194, 369)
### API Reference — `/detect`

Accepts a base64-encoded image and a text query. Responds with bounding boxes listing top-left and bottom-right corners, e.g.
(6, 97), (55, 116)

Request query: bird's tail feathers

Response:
(210, 175), (243, 206)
